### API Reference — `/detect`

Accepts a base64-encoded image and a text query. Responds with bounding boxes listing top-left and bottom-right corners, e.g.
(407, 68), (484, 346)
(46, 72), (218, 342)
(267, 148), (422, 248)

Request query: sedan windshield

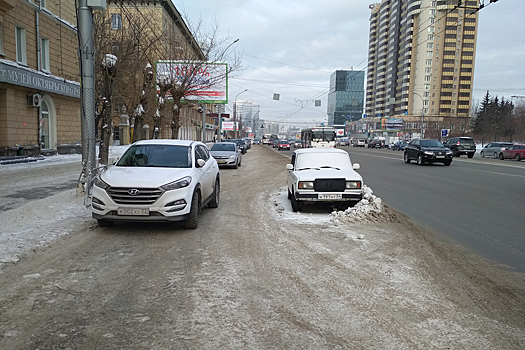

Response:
(117, 144), (191, 168)
(211, 143), (236, 152)
(296, 153), (352, 170)
(420, 140), (444, 147)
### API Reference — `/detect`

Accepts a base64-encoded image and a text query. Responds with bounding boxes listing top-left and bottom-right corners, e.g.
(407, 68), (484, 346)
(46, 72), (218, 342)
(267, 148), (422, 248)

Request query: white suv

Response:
(286, 148), (363, 212)
(91, 140), (219, 229)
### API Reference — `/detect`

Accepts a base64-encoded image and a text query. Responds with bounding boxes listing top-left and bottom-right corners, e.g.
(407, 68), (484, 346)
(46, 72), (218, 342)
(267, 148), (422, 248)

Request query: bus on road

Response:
(262, 133), (279, 145)
(301, 127), (336, 148)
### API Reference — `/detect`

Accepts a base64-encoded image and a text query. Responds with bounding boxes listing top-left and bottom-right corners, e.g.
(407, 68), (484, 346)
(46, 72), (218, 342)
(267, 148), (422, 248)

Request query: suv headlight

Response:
(424, 151), (434, 155)
(298, 181), (314, 189)
(161, 176), (192, 191)
(94, 176), (110, 190)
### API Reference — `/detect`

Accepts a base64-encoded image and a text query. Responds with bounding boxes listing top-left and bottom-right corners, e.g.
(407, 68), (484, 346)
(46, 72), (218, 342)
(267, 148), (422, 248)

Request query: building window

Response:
(0, 23), (4, 55)
(426, 51), (433, 57)
(41, 38), (50, 72)
(16, 26), (27, 65)
(426, 59), (432, 65)
(425, 75), (431, 81)
(428, 26), (435, 32)
(430, 9), (436, 16)
(428, 34), (434, 40)
(425, 67), (431, 73)
(424, 92), (430, 97)
(427, 42), (433, 49)
(111, 14), (122, 30)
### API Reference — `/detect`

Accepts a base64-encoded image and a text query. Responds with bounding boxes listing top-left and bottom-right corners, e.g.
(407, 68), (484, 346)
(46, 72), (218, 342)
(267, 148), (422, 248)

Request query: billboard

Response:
(155, 61), (228, 104)
(222, 121), (236, 131)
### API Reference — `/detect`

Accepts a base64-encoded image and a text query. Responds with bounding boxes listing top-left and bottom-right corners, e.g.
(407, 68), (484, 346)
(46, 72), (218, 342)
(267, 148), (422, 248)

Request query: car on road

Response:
(91, 139), (220, 229)
(392, 140), (408, 151)
(223, 139), (246, 154)
(354, 139), (366, 147)
(278, 140), (291, 150)
(480, 142), (514, 158)
(443, 137), (476, 158)
(253, 138), (261, 145)
(294, 139), (302, 148)
(286, 148), (363, 212)
(210, 142), (241, 169)
(498, 144), (525, 161)
(368, 138), (385, 149)
(404, 139), (453, 166)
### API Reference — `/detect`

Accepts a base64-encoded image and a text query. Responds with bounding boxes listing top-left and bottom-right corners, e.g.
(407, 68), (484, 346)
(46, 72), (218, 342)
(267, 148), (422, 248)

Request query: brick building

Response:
(0, 0), (81, 156)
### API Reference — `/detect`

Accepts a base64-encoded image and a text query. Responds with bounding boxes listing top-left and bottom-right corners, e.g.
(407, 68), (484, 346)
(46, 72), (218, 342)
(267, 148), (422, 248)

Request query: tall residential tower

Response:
(365, 0), (479, 127)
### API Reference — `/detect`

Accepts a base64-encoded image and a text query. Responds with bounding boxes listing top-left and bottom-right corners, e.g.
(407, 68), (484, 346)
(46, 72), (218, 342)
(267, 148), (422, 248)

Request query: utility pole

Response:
(78, 0), (106, 197)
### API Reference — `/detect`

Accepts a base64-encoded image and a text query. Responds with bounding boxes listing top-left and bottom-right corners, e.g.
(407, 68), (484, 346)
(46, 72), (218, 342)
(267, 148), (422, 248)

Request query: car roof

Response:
(293, 148), (348, 155)
(131, 139), (195, 147)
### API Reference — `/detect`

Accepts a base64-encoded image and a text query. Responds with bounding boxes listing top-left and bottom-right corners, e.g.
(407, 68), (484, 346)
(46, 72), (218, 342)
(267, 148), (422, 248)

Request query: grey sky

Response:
(173, 0), (525, 127)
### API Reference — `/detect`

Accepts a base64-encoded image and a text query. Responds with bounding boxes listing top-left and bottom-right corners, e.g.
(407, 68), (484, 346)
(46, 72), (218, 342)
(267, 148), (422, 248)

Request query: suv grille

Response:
(314, 178), (345, 192)
(107, 187), (162, 205)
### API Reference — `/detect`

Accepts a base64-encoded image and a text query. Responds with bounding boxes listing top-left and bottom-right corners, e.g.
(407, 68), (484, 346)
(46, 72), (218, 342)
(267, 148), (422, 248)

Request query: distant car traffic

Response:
(286, 148), (363, 212)
(278, 140), (291, 150)
(253, 138), (261, 145)
(91, 139), (220, 229)
(210, 142), (241, 169)
(392, 140), (408, 151)
(443, 137), (476, 158)
(294, 139), (302, 148)
(354, 139), (366, 147)
(498, 144), (525, 161)
(404, 139), (453, 166)
(223, 139), (246, 153)
(480, 142), (514, 158)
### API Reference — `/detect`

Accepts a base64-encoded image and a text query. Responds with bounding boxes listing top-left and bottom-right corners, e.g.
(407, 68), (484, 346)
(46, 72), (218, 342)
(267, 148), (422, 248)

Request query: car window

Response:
(420, 139), (444, 147)
(211, 143), (236, 152)
(195, 145), (209, 162)
(459, 138), (475, 145)
(117, 144), (191, 168)
(296, 152), (352, 170)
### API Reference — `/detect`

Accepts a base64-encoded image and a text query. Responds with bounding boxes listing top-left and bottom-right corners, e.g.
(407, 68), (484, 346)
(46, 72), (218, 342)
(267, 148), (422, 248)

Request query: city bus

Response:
(301, 126), (336, 148)
(262, 133), (279, 145)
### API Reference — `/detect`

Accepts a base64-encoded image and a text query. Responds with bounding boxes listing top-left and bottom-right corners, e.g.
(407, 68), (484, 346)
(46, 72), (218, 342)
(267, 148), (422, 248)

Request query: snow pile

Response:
(330, 185), (388, 223)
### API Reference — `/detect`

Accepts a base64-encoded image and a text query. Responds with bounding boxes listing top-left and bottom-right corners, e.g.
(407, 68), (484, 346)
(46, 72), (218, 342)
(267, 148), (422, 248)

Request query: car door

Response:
(195, 145), (215, 200)
(287, 153), (298, 193)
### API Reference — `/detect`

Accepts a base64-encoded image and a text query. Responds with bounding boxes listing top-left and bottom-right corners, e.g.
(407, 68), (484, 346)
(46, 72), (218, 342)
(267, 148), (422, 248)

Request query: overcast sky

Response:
(173, 0), (525, 127)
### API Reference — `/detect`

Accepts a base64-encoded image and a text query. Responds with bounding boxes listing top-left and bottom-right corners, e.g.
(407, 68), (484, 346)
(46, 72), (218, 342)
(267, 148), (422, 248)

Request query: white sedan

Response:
(286, 148), (363, 212)
(91, 139), (219, 229)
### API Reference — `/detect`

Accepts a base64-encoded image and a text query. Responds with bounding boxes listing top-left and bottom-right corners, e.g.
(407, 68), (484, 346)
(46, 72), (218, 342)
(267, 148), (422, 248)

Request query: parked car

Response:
(443, 137), (476, 158)
(354, 139), (366, 147)
(223, 139), (246, 153)
(498, 144), (525, 161)
(286, 148), (363, 212)
(404, 139), (453, 166)
(480, 142), (514, 158)
(91, 139), (220, 229)
(278, 140), (291, 150)
(210, 142), (241, 169)
(392, 140), (408, 151)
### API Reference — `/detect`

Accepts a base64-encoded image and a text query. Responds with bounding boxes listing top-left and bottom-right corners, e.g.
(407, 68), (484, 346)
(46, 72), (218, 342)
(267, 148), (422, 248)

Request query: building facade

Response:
(327, 70), (365, 125)
(0, 0), (81, 156)
(365, 0), (479, 136)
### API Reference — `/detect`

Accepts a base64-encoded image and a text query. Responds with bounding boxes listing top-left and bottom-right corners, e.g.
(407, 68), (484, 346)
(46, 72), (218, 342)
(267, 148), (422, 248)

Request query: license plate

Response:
(318, 194), (342, 199)
(218, 160), (227, 164)
(117, 208), (149, 216)
(436, 156), (445, 158)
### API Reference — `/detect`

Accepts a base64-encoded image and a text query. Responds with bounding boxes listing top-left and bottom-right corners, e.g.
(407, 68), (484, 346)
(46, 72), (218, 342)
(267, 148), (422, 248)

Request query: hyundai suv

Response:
(91, 140), (220, 229)
(443, 137), (476, 158)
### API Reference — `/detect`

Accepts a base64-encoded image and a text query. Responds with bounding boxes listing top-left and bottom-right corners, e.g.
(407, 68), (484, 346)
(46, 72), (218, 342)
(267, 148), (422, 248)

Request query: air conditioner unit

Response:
(27, 94), (42, 107)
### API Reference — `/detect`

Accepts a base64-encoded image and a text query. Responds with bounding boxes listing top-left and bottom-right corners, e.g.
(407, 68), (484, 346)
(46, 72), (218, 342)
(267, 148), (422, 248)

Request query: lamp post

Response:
(413, 91), (425, 138)
(234, 89), (248, 139)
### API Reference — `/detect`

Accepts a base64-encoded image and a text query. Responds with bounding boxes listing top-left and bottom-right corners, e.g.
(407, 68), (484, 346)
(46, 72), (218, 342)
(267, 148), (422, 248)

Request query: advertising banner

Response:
(155, 61), (228, 103)
(222, 121), (235, 131)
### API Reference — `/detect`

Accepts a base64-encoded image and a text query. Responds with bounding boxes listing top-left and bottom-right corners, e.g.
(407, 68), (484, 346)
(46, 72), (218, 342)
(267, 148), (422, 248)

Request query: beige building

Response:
(0, 0), (81, 156)
(364, 0), (479, 138)
(106, 0), (218, 143)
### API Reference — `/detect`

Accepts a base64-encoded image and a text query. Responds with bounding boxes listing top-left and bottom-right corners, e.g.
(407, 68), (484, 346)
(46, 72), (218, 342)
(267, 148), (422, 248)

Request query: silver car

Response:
(210, 142), (241, 169)
(480, 142), (514, 158)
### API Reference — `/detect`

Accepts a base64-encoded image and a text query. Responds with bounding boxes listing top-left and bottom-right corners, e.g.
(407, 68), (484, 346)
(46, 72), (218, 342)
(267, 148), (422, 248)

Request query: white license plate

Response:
(318, 194), (342, 199)
(117, 208), (149, 216)
(436, 156), (445, 158)
(218, 160), (227, 164)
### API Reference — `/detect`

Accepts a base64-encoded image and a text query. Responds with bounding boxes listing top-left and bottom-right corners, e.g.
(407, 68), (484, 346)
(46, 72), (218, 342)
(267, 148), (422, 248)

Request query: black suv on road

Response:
(443, 137), (476, 158)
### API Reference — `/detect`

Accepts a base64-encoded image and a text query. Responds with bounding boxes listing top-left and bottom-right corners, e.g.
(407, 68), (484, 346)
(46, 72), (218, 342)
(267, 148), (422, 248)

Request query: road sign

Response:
(441, 129), (449, 137)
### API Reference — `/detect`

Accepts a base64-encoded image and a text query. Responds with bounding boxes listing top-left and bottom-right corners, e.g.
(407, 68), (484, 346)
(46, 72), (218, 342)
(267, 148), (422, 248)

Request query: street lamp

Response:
(312, 119), (317, 127)
(413, 91), (425, 138)
(234, 89), (248, 139)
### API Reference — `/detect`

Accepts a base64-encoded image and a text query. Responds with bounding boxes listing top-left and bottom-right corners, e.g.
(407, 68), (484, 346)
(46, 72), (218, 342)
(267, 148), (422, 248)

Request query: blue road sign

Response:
(441, 129), (449, 137)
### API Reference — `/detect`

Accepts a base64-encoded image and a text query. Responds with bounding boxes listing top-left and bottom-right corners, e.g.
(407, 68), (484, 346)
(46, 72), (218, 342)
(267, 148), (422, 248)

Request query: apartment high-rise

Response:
(365, 0), (479, 129)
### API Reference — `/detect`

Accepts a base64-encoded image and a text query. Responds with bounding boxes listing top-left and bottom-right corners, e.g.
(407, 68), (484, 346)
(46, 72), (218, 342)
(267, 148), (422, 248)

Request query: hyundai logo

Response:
(128, 189), (140, 196)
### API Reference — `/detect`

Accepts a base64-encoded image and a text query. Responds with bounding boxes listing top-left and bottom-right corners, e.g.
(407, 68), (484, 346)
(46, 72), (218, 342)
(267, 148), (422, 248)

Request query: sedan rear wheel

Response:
(515, 153), (521, 161)
(499, 153), (504, 160)
(404, 152), (411, 164)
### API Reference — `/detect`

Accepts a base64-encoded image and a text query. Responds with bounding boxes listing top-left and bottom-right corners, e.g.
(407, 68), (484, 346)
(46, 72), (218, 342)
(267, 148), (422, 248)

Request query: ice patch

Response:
(330, 185), (390, 223)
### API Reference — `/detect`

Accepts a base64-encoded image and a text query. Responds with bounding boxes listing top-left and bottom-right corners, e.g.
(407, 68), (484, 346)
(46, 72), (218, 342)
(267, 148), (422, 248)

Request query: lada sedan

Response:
(404, 139), (453, 166)
(286, 148), (363, 212)
(91, 140), (220, 229)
